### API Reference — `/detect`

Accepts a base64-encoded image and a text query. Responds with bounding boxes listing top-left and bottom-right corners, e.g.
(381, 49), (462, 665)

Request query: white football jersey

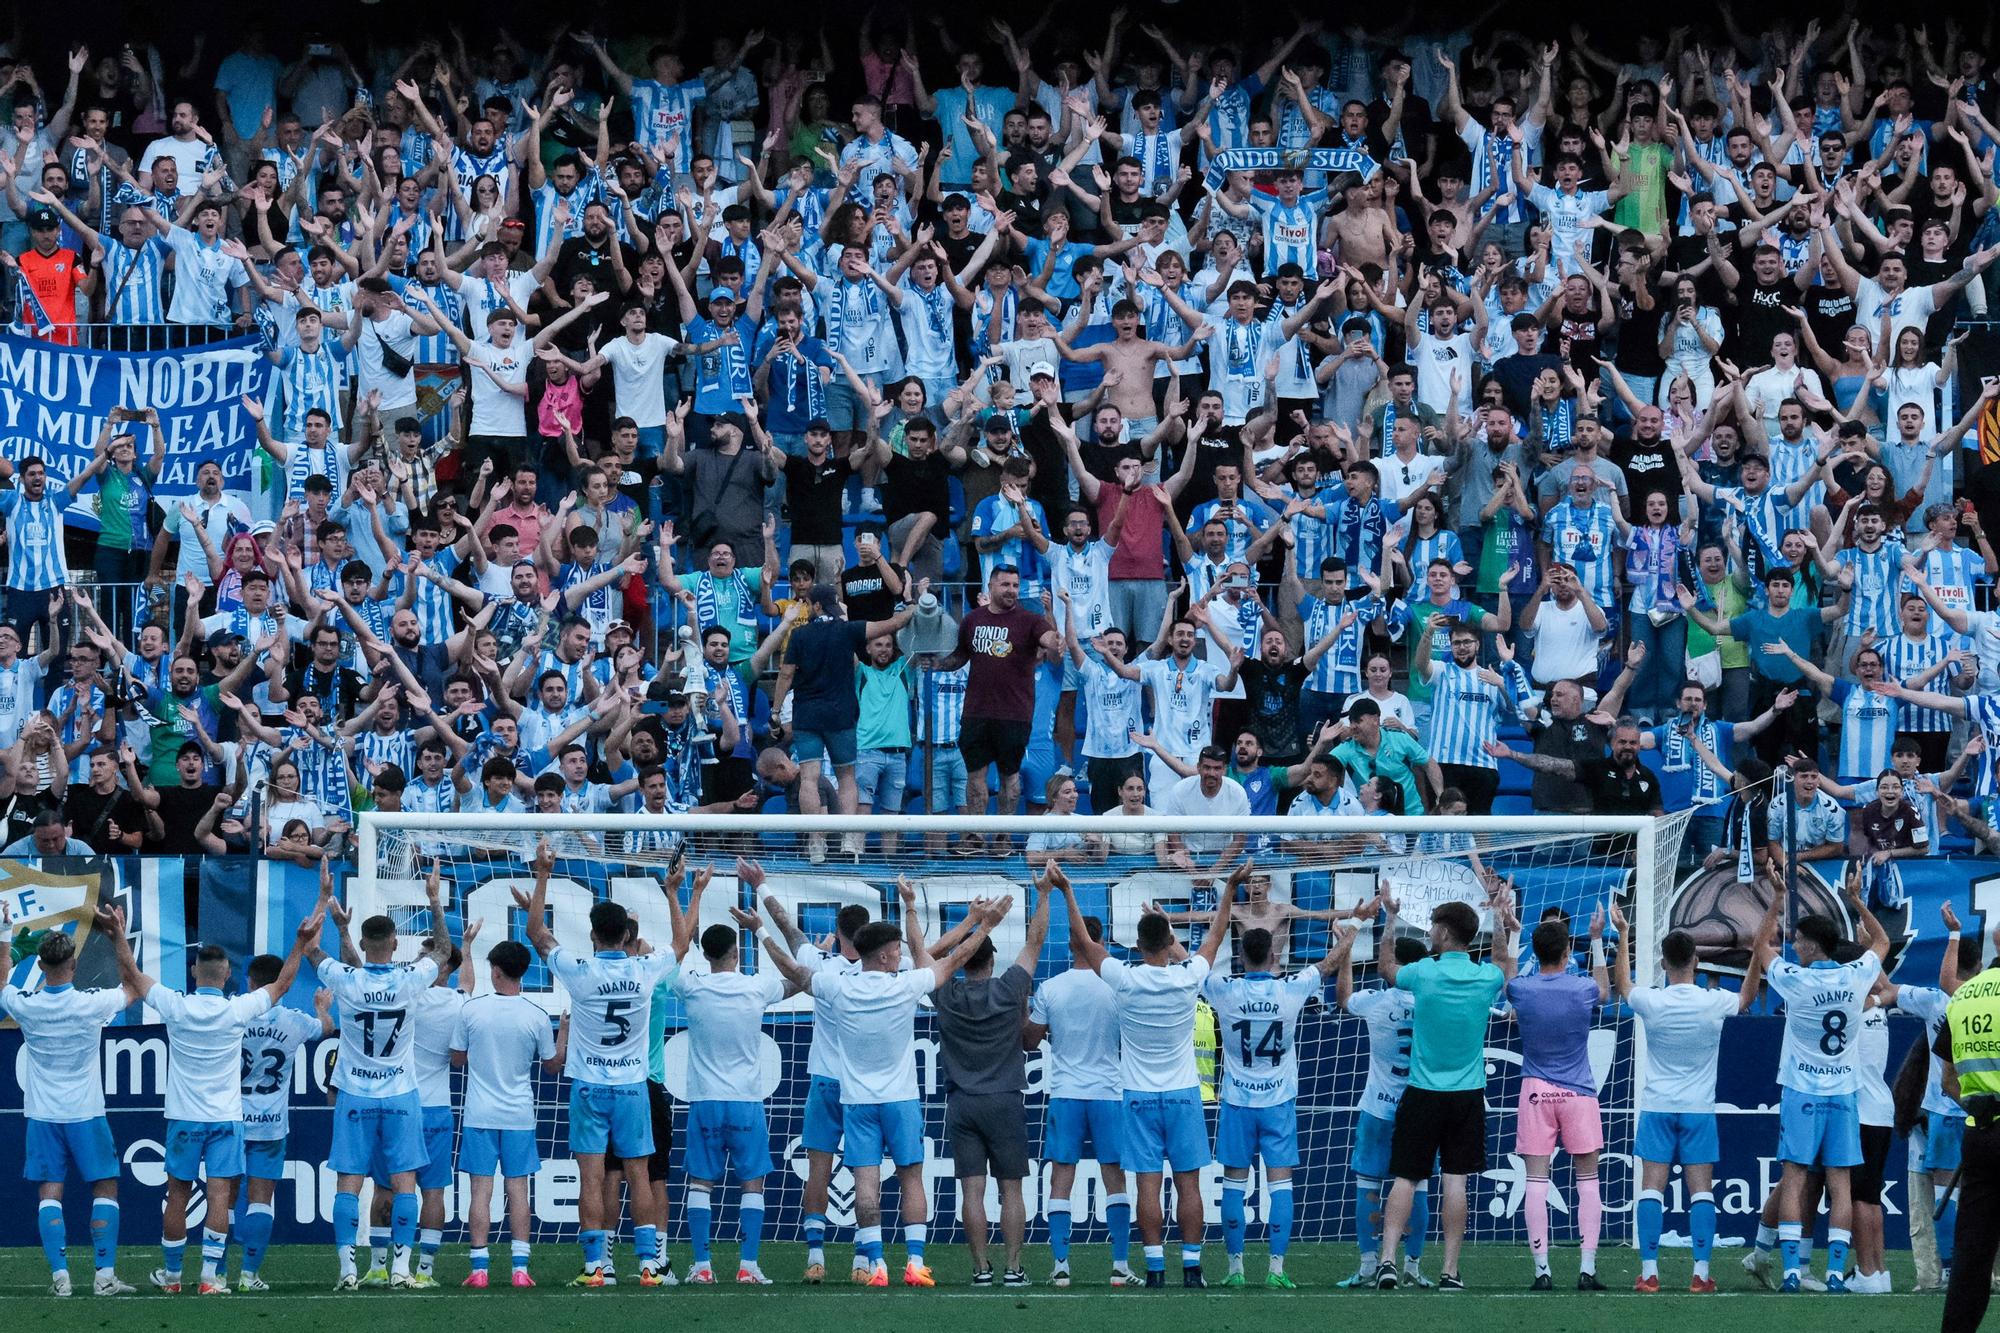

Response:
(1029, 967), (1122, 1101)
(319, 956), (441, 1098)
(1766, 954), (1881, 1096)
(410, 986), (467, 1109)
(1202, 969), (1322, 1107)
(241, 1005), (324, 1141)
(1345, 986), (1416, 1120)
(451, 992), (556, 1130)
(671, 968), (788, 1102)
(1, 984), (126, 1122)
(813, 967), (937, 1104)
(550, 948), (677, 1087)
(1098, 956), (1211, 1094)
(1626, 983), (1737, 1112)
(150, 986), (273, 1123)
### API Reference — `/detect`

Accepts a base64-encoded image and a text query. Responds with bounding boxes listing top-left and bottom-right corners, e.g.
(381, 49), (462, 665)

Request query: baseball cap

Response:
(26, 206), (58, 230)
(1027, 361), (1058, 380)
(606, 619), (634, 637)
(708, 286), (739, 304)
(804, 417), (832, 433)
(204, 628), (244, 650)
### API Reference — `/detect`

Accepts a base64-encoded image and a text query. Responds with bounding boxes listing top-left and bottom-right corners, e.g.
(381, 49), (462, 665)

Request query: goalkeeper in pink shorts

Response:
(1503, 905), (1611, 1291)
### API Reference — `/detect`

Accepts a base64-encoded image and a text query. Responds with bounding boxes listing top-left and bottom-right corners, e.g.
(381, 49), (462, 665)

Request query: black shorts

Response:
(1852, 1123), (1893, 1205)
(1389, 1086), (1486, 1180)
(960, 717), (1030, 775)
(648, 1079), (674, 1178)
(947, 1091), (1031, 1180)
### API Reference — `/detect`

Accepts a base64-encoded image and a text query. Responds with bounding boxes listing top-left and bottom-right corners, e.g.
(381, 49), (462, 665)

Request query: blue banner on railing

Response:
(0, 852), (1983, 1249)
(0, 330), (268, 523)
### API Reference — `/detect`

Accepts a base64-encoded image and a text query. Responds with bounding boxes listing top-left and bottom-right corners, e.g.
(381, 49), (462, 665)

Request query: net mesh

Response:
(360, 811), (1692, 1249)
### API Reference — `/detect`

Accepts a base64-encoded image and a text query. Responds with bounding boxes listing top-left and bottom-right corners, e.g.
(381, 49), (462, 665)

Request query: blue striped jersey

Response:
(1831, 679), (1897, 781)
(1906, 544), (1986, 638)
(354, 729), (415, 780)
(626, 77), (707, 167)
(1422, 658), (1527, 768)
(98, 237), (170, 324)
(403, 281), (462, 365)
(1882, 630), (1964, 733)
(1300, 591), (1383, 694)
(1078, 656), (1143, 761)
(528, 181), (597, 260)
(274, 341), (345, 438)
(1249, 191), (1328, 276)
(1837, 541), (1905, 638)
(1969, 695), (2000, 799)
(916, 663), (968, 747)
(0, 490), (68, 590)
(1540, 500), (1622, 606)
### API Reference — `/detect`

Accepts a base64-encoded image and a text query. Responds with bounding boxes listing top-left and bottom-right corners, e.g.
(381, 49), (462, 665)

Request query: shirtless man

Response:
(1054, 301), (1208, 431)
(1326, 176), (1401, 271)
(1160, 874), (1375, 970)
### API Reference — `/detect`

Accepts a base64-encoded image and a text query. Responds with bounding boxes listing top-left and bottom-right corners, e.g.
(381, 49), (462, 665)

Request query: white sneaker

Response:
(1109, 1265), (1138, 1287)
(1049, 1262), (1071, 1288)
(807, 834), (826, 864)
(1743, 1249), (1774, 1290)
(239, 1274), (270, 1292)
(841, 832), (864, 857)
(93, 1273), (135, 1296)
(856, 490), (884, 515)
(1798, 1272), (1827, 1293)
(50, 1271), (72, 1297)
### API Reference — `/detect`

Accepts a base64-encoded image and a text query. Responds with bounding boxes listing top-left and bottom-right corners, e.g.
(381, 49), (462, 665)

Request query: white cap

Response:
(1027, 361), (1058, 380)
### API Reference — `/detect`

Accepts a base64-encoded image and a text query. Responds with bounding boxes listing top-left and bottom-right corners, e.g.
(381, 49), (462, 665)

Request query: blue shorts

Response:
(1635, 1110), (1719, 1166)
(460, 1127), (541, 1179)
(1216, 1101), (1300, 1171)
(1121, 1088), (1212, 1175)
(244, 1137), (288, 1182)
(844, 1100), (925, 1168)
(825, 376), (881, 432)
(330, 1089), (428, 1180)
(687, 1100), (774, 1182)
(924, 745), (967, 814)
(1925, 1110), (1966, 1172)
(380, 1105), (456, 1191)
(802, 1075), (845, 1155)
(1777, 1088), (1862, 1169)
(25, 1117), (119, 1183)
(570, 1082), (654, 1160)
(792, 726), (858, 769)
(1044, 1097), (1123, 1166)
(165, 1120), (245, 1181)
(1349, 1110), (1396, 1180)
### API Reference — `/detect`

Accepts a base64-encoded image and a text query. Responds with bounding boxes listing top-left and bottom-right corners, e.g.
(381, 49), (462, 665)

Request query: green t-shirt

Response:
(1334, 730), (1433, 814)
(145, 684), (221, 786)
(856, 657), (914, 751)
(1689, 576), (1750, 670)
(1398, 951), (1506, 1091)
(97, 467), (145, 552)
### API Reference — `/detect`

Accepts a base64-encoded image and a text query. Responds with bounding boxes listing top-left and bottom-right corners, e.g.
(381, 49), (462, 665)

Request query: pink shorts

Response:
(1515, 1077), (1604, 1157)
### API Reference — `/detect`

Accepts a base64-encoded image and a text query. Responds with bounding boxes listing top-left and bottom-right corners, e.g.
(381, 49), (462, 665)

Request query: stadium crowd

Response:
(0, 13), (1994, 859)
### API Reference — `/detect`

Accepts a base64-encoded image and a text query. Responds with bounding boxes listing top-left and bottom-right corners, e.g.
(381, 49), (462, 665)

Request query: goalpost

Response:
(355, 810), (1692, 1248)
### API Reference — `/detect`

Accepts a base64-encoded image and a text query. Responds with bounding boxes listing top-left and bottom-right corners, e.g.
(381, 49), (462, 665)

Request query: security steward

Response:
(1938, 926), (2000, 1333)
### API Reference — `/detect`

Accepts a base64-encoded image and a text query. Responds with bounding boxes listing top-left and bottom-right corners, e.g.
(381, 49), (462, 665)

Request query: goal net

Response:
(355, 810), (1692, 1250)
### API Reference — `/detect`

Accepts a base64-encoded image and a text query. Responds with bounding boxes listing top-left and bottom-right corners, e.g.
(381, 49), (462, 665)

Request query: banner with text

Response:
(0, 331), (267, 527)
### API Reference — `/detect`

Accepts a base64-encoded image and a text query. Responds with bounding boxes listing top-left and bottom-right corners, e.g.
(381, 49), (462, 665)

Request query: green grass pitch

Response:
(0, 1242), (1957, 1331)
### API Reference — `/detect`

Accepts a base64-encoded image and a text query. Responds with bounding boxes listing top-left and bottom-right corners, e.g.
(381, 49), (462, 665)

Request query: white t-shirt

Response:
(451, 991), (556, 1130)
(1410, 326), (1477, 416)
(1855, 1001), (1894, 1128)
(1161, 773), (1251, 853)
(1766, 953), (1881, 1095)
(671, 967), (787, 1102)
(1201, 968), (1322, 1106)
(602, 333), (681, 428)
(0, 656), (48, 749)
(2, 983), (126, 1121)
(1626, 983), (1737, 1113)
(355, 311), (420, 406)
(1528, 597), (1603, 684)
(1855, 277), (1939, 351)
(802, 944), (858, 1080)
(1345, 986), (1415, 1120)
(1098, 954), (1211, 1093)
(814, 966), (937, 1104)
(241, 1004), (323, 1141)
(150, 985), (273, 1123)
(549, 947), (677, 1087)
(460, 272), (541, 340)
(465, 340), (532, 438)
(318, 955), (441, 1098)
(1376, 450), (1446, 508)
(410, 985), (466, 1109)
(1029, 966), (1123, 1100)
(1895, 983), (1957, 1117)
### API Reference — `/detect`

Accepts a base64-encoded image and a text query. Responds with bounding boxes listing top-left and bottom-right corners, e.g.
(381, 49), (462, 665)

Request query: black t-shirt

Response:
(553, 235), (639, 296)
(1803, 282), (1857, 353)
(150, 782), (223, 855)
(1531, 715), (1607, 814)
(1574, 757), (1664, 815)
(1731, 269), (1799, 363)
(286, 664), (367, 725)
(1491, 351), (1565, 417)
(783, 618), (868, 732)
(1608, 434), (1680, 510)
(65, 786), (146, 853)
(604, 453), (659, 513)
(1238, 659), (1309, 761)
(784, 454), (854, 545)
(1613, 285), (1669, 377)
(883, 451), (954, 526)
(841, 560), (907, 623)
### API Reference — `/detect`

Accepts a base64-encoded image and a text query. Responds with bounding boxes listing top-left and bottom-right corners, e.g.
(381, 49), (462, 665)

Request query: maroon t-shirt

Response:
(957, 605), (1056, 722)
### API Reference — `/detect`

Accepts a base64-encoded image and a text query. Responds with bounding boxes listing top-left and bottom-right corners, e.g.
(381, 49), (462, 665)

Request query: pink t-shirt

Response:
(860, 52), (917, 107)
(537, 375), (584, 438)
